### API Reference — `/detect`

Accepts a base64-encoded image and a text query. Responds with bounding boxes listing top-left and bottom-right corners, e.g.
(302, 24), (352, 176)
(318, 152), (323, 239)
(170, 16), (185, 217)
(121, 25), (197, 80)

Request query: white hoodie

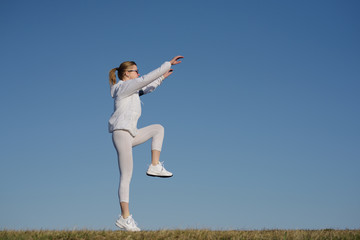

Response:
(108, 61), (171, 136)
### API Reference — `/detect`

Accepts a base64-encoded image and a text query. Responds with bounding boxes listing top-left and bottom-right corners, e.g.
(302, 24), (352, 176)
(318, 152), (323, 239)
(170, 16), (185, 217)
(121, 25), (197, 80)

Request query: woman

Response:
(108, 56), (183, 231)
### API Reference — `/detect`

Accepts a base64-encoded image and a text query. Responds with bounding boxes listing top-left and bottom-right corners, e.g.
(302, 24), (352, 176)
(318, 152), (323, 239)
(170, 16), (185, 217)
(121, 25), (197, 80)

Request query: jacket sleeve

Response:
(117, 61), (171, 99)
(139, 76), (165, 96)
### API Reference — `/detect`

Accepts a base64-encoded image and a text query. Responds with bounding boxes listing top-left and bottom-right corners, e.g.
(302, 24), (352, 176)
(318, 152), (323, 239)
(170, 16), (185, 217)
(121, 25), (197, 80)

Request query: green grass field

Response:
(1, 229), (360, 240)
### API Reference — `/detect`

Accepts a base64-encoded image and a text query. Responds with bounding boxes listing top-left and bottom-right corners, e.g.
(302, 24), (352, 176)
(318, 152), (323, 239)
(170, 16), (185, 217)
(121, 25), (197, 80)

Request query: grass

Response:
(1, 229), (360, 240)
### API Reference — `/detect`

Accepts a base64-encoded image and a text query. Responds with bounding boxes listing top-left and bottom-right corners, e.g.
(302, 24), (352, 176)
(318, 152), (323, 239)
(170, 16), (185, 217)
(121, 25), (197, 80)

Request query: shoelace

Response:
(130, 217), (139, 228)
(133, 219), (139, 227)
(148, 161), (166, 170)
(124, 215), (138, 228)
(159, 161), (165, 171)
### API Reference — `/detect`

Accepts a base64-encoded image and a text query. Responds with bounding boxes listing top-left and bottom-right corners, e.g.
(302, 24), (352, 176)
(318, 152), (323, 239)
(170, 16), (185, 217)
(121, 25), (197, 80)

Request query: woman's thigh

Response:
(132, 124), (164, 148)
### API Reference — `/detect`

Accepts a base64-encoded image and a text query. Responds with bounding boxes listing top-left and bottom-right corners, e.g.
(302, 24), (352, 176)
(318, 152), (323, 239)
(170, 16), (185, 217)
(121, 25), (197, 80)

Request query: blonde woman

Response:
(108, 56), (183, 231)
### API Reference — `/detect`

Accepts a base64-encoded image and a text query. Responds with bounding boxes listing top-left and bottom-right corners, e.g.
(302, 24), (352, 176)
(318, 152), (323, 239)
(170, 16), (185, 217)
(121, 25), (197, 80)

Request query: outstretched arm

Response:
(139, 55), (183, 96)
(118, 56), (184, 99)
(118, 62), (170, 99)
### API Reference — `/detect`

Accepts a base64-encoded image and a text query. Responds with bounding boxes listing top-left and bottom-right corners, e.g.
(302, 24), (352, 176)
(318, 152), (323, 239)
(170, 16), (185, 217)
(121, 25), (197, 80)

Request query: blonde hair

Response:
(109, 61), (137, 85)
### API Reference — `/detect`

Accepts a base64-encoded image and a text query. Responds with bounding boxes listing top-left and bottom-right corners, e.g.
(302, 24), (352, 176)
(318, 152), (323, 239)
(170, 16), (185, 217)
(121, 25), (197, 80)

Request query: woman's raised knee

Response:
(153, 124), (164, 134)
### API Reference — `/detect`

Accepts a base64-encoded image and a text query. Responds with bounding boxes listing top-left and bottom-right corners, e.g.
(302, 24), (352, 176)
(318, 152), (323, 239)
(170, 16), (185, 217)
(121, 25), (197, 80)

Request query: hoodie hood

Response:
(110, 82), (121, 98)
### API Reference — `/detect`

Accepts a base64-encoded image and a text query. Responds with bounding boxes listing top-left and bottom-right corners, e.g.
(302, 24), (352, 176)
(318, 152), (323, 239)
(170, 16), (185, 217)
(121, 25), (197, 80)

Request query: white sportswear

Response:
(108, 61), (171, 136)
(109, 61), (171, 203)
(112, 125), (164, 203)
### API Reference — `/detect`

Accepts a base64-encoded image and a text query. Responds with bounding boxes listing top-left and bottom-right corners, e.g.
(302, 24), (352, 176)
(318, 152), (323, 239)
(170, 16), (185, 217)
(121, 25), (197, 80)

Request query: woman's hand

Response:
(163, 69), (173, 79)
(164, 56), (183, 79)
(170, 56), (184, 65)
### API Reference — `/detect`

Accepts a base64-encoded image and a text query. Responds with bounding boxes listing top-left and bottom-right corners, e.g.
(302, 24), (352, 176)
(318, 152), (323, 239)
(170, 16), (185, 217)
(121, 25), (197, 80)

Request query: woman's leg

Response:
(151, 150), (161, 166)
(134, 124), (172, 177)
(112, 130), (134, 218)
(112, 125), (166, 219)
(132, 124), (164, 165)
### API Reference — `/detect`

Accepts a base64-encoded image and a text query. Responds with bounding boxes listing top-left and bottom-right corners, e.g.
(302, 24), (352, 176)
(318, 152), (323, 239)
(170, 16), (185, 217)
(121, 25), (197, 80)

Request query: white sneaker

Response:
(115, 215), (141, 231)
(146, 162), (173, 178)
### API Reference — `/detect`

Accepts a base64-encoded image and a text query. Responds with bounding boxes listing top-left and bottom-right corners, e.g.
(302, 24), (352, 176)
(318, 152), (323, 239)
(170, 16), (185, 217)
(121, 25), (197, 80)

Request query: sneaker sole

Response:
(115, 222), (140, 231)
(146, 173), (173, 178)
(115, 222), (125, 229)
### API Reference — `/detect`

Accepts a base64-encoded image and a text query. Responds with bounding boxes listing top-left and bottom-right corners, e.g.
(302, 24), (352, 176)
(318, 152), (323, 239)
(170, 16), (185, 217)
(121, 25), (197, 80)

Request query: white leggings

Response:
(112, 124), (164, 203)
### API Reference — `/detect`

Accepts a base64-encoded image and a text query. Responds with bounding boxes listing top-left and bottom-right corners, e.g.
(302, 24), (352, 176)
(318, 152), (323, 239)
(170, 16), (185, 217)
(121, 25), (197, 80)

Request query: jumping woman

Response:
(108, 55), (183, 231)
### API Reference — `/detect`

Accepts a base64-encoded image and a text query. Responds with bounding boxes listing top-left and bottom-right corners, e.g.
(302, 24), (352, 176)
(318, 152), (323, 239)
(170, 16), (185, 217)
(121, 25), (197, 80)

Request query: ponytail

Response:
(109, 68), (118, 85)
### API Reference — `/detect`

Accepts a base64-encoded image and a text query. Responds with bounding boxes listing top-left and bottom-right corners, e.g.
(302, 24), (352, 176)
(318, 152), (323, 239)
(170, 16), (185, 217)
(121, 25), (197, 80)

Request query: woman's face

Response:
(125, 65), (140, 80)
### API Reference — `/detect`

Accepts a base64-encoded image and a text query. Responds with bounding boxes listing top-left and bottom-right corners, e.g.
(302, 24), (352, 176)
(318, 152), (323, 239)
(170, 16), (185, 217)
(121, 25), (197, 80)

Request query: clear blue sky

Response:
(1, 0), (359, 230)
